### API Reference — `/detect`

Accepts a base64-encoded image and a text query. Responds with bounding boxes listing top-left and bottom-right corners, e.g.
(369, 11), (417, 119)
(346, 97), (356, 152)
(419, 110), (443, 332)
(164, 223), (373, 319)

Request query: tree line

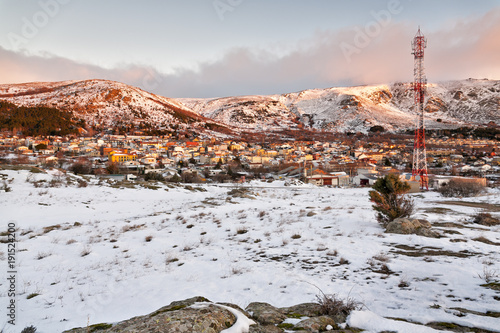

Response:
(0, 100), (81, 136)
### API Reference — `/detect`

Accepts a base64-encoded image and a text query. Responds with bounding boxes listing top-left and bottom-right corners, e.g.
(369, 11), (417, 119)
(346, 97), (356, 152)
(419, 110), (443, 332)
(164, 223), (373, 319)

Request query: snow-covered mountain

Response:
(0, 79), (232, 136)
(1, 78), (498, 136)
(182, 78), (499, 133)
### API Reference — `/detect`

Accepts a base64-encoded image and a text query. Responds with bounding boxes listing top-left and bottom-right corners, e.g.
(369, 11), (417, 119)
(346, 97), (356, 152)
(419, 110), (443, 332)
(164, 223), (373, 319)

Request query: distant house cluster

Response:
(1, 133), (498, 188)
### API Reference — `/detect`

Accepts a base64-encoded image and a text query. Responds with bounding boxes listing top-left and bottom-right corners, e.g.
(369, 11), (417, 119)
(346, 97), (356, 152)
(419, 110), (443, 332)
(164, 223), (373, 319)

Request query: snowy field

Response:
(1, 168), (499, 333)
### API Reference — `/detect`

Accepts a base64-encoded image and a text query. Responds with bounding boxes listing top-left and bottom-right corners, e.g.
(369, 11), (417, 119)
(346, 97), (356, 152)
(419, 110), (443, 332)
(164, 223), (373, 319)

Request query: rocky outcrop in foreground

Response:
(63, 296), (360, 333)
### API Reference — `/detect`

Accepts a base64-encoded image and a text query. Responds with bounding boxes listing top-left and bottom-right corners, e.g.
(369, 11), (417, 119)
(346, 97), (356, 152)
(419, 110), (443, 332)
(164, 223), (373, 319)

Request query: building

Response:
(108, 151), (137, 163)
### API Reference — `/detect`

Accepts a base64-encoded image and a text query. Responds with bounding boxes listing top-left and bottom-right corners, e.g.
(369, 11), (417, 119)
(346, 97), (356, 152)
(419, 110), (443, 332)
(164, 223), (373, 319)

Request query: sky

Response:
(0, 0), (499, 98)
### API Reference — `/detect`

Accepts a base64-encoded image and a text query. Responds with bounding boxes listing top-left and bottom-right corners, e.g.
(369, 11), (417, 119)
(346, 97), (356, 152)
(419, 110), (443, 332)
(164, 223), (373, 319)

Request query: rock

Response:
(217, 302), (252, 317)
(64, 297), (364, 333)
(385, 218), (440, 238)
(295, 315), (337, 332)
(280, 303), (322, 317)
(227, 188), (256, 199)
(246, 302), (287, 325)
(249, 324), (284, 333)
(63, 296), (236, 333)
(155, 295), (210, 312)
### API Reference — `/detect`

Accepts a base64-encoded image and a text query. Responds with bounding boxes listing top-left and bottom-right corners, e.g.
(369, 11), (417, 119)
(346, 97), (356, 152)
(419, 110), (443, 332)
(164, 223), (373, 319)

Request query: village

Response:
(0, 132), (499, 190)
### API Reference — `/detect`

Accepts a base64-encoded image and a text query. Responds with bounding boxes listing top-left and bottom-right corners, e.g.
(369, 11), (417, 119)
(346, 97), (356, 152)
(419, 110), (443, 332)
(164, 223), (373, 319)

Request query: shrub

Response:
(106, 162), (120, 175)
(80, 246), (92, 257)
(398, 278), (410, 288)
(316, 291), (361, 318)
(473, 212), (500, 226)
(236, 227), (248, 235)
(437, 178), (485, 197)
(1, 181), (11, 192)
(21, 326), (37, 333)
(181, 171), (202, 183)
(369, 174), (414, 227)
(478, 266), (499, 283)
(77, 179), (88, 188)
(167, 174), (182, 183)
(26, 293), (40, 299)
(69, 162), (92, 175)
(144, 172), (165, 182)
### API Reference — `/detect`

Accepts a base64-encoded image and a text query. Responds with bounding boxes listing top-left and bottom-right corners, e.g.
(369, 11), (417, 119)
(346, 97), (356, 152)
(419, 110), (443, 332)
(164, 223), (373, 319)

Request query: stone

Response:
(249, 324), (284, 333)
(246, 302), (287, 325)
(63, 296), (236, 333)
(295, 315), (337, 332)
(217, 302), (252, 317)
(280, 303), (322, 317)
(385, 218), (440, 238)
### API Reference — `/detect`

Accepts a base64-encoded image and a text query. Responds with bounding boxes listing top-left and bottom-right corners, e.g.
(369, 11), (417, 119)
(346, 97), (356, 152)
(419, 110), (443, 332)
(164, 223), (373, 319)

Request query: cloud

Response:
(1, 8), (498, 98)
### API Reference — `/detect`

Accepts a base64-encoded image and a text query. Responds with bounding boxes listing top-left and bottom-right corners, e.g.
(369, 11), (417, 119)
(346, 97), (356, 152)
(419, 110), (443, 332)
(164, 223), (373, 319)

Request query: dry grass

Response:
(42, 224), (61, 234)
(36, 252), (51, 260)
(478, 266), (499, 283)
(473, 212), (500, 226)
(236, 227), (248, 235)
(372, 252), (390, 263)
(315, 290), (361, 317)
(80, 246), (92, 257)
(398, 277), (411, 288)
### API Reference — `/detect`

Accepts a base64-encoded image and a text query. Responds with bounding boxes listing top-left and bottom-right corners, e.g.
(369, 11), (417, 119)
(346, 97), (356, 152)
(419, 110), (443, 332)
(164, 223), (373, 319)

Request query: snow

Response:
(1, 169), (499, 332)
(348, 310), (444, 333)
(1, 79), (498, 135)
(0, 79), (208, 134)
(181, 79), (499, 133)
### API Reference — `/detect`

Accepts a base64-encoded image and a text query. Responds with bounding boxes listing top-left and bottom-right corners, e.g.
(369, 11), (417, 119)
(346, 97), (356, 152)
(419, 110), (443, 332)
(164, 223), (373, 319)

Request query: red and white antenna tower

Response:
(411, 27), (428, 190)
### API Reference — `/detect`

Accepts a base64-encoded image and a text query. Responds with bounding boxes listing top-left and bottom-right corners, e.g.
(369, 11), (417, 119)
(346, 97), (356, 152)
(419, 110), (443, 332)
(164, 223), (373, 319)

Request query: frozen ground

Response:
(1, 168), (499, 332)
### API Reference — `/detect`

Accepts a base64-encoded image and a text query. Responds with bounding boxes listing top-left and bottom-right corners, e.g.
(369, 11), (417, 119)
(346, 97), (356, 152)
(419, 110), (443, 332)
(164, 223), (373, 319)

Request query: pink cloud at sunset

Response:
(0, 7), (498, 98)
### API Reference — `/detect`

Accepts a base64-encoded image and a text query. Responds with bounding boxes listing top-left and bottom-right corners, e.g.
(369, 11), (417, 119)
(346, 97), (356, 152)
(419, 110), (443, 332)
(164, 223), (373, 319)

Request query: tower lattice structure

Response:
(411, 28), (428, 190)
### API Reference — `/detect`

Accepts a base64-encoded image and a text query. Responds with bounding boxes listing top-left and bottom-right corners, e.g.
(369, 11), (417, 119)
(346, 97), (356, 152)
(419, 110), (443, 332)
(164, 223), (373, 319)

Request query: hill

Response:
(0, 79), (232, 137)
(182, 79), (499, 133)
(0, 78), (498, 137)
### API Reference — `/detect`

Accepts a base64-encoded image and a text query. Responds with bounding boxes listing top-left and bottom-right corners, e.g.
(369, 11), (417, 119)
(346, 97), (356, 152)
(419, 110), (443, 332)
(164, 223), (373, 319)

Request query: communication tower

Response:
(411, 28), (428, 190)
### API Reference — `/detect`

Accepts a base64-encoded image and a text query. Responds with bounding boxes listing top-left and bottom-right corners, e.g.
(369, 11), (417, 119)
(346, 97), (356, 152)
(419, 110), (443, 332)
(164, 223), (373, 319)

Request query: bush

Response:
(316, 291), (361, 318)
(144, 172), (165, 182)
(1, 181), (12, 192)
(106, 162), (120, 175)
(77, 179), (88, 188)
(181, 171), (202, 183)
(473, 212), (500, 226)
(21, 326), (37, 333)
(369, 174), (414, 227)
(69, 162), (92, 175)
(437, 178), (485, 197)
(167, 174), (182, 183)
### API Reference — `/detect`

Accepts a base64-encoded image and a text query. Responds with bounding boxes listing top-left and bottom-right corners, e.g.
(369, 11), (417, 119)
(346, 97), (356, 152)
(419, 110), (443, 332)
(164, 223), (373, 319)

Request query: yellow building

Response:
(108, 151), (137, 163)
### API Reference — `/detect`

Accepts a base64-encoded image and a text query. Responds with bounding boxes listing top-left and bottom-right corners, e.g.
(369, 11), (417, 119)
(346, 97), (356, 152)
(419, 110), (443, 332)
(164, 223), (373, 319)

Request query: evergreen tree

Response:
(369, 174), (414, 227)
(215, 158), (223, 170)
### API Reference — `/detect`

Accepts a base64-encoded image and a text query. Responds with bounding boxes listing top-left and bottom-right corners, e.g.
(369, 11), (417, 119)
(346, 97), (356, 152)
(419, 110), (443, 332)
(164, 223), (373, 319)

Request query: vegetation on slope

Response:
(0, 100), (81, 136)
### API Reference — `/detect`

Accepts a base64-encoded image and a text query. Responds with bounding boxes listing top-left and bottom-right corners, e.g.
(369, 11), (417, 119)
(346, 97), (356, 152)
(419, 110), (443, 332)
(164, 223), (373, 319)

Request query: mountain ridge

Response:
(0, 78), (498, 136)
(0, 79), (233, 137)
